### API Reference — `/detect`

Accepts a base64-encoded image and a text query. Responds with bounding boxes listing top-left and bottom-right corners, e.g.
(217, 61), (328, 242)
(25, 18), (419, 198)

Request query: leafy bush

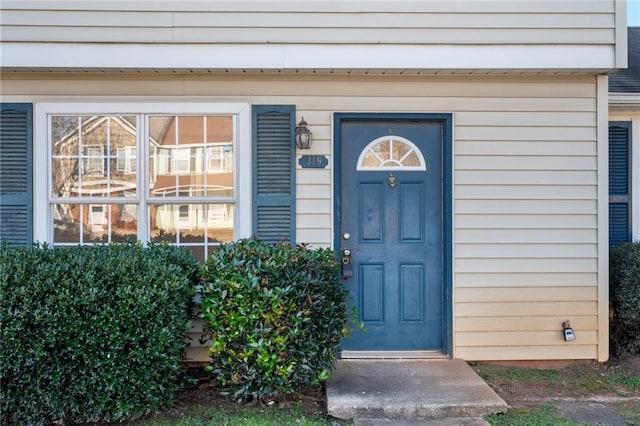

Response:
(200, 238), (349, 401)
(0, 242), (199, 425)
(610, 241), (640, 356)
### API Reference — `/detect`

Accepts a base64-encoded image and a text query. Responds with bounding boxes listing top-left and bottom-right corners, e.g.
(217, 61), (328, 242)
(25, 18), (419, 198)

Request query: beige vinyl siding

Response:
(0, 3), (615, 45)
(0, 73), (600, 362)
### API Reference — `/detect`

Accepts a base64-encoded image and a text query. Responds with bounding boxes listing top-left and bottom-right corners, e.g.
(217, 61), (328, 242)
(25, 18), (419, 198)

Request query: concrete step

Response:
(326, 359), (507, 421)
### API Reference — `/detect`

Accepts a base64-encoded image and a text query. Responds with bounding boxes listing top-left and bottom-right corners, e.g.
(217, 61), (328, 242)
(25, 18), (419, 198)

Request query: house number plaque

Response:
(298, 155), (328, 169)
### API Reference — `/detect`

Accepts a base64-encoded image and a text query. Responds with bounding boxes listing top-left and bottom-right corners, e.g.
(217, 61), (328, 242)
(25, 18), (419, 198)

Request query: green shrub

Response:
(610, 241), (640, 356)
(200, 238), (348, 401)
(0, 242), (200, 425)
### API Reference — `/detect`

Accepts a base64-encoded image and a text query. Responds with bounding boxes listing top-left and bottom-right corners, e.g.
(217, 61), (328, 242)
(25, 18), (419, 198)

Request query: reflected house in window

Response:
(51, 115), (138, 241)
(148, 115), (234, 244)
(50, 114), (235, 247)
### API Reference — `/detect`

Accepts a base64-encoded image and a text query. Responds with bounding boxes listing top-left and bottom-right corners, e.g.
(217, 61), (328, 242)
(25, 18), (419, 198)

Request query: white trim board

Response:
(2, 43), (618, 73)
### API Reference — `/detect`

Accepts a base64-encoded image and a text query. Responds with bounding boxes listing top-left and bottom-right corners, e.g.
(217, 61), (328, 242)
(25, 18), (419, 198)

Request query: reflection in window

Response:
(116, 146), (136, 174)
(150, 204), (234, 256)
(83, 146), (105, 176)
(149, 116), (234, 198)
(357, 136), (426, 171)
(53, 203), (138, 244)
(49, 112), (236, 261)
(51, 115), (137, 198)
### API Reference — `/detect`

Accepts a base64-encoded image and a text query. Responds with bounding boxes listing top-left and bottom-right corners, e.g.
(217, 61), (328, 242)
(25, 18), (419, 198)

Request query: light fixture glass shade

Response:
(295, 118), (312, 149)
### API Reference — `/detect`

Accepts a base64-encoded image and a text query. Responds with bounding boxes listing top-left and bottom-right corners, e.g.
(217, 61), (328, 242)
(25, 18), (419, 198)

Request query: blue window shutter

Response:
(0, 103), (33, 246)
(608, 121), (632, 247)
(252, 105), (296, 244)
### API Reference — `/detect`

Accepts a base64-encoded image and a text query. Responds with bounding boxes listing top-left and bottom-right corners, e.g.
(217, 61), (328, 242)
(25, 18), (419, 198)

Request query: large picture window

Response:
(36, 104), (251, 261)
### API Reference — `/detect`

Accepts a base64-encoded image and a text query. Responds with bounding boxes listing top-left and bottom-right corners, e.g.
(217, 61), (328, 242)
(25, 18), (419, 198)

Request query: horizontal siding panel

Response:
(296, 184), (331, 199)
(171, 28), (614, 45)
(455, 243), (597, 258)
(261, 96), (597, 112)
(0, 27), (175, 43)
(455, 156), (596, 171)
(456, 287), (597, 303)
(455, 200), (596, 215)
(302, 127), (331, 142)
(0, 78), (188, 96)
(454, 112), (596, 126)
(297, 214), (331, 229)
(455, 141), (596, 156)
(456, 316), (598, 332)
(456, 345), (598, 361)
(296, 169), (332, 184)
(296, 228), (332, 246)
(455, 258), (597, 273)
(455, 272), (597, 287)
(455, 126), (596, 141)
(456, 301), (597, 317)
(455, 170), (597, 185)
(455, 214), (597, 229)
(456, 331), (598, 347)
(171, 12), (615, 29)
(1, 26), (615, 45)
(455, 185), (597, 200)
(2, 10), (174, 26)
(0, 2), (615, 13)
(455, 229), (597, 244)
(182, 79), (597, 98)
(296, 199), (331, 214)
(185, 346), (209, 363)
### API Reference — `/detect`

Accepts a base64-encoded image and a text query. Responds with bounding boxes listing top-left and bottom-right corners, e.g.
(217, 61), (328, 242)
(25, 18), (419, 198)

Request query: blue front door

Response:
(337, 116), (447, 351)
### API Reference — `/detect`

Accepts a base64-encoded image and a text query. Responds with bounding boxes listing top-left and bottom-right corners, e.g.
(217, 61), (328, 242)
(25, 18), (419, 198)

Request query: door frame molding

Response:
(333, 112), (453, 357)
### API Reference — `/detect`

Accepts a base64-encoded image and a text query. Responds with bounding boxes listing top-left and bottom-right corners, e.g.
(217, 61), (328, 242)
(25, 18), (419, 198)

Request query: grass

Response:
(473, 359), (640, 397)
(617, 401), (640, 425)
(485, 405), (581, 426)
(136, 402), (350, 426)
(477, 356), (640, 426)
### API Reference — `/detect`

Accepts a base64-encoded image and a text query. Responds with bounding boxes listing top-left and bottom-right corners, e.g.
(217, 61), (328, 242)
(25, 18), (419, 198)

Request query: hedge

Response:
(0, 242), (199, 425)
(200, 239), (349, 401)
(610, 241), (640, 357)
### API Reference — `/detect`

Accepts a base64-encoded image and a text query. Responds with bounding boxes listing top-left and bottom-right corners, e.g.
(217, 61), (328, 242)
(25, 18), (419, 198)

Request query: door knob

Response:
(343, 233), (351, 240)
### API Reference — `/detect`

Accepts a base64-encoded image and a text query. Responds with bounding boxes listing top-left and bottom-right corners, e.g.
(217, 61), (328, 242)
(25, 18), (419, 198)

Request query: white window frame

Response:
(34, 103), (252, 244)
(356, 135), (427, 171)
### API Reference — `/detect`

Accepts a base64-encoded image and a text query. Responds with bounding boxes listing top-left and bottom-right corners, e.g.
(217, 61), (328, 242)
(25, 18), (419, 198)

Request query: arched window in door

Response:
(356, 135), (427, 171)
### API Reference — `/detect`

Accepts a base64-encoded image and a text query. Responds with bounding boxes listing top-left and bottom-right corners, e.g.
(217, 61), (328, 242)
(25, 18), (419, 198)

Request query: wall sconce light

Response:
(295, 117), (312, 150)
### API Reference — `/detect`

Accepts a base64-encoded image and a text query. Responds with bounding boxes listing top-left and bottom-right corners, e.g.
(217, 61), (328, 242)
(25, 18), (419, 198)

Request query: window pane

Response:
(372, 140), (390, 160)
(402, 151), (421, 167)
(52, 158), (79, 198)
(111, 204), (138, 242)
(51, 115), (137, 198)
(392, 139), (411, 161)
(150, 203), (233, 242)
(53, 203), (137, 245)
(361, 151), (382, 168)
(52, 116), (80, 156)
(149, 115), (234, 198)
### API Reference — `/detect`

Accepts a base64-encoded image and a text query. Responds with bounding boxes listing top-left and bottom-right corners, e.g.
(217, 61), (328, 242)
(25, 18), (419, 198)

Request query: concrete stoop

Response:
(326, 359), (507, 422)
